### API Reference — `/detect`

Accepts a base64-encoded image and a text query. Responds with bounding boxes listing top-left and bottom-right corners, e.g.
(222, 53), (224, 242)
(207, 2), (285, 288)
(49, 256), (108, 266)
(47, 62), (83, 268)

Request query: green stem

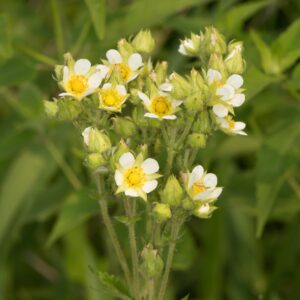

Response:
(96, 177), (131, 287)
(124, 198), (140, 299)
(157, 218), (181, 300)
(175, 114), (195, 147)
(148, 278), (155, 300)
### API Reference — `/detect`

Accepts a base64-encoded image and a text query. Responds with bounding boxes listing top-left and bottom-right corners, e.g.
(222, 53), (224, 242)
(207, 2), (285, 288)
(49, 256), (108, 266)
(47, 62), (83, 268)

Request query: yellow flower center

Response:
(225, 116), (235, 129)
(100, 88), (125, 110)
(66, 75), (88, 96)
(192, 181), (206, 196)
(150, 96), (171, 117)
(114, 63), (132, 81)
(124, 167), (145, 188)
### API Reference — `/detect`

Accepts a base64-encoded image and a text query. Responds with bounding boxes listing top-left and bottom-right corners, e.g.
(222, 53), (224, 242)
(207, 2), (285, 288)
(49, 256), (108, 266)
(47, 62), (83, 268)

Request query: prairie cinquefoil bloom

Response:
(98, 83), (128, 112)
(138, 87), (182, 120)
(216, 115), (247, 136)
(105, 49), (143, 82)
(184, 165), (223, 203)
(207, 68), (245, 117)
(178, 33), (202, 56)
(59, 59), (108, 100)
(114, 152), (160, 200)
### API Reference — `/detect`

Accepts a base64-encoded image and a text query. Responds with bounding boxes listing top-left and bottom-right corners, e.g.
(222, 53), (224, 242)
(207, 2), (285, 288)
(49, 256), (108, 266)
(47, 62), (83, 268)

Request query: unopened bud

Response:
(170, 72), (191, 99)
(153, 203), (171, 223)
(117, 38), (134, 59)
(54, 65), (64, 81)
(208, 54), (227, 76)
(184, 93), (203, 112)
(113, 117), (137, 137)
(64, 52), (75, 69)
(182, 197), (195, 211)
(178, 33), (202, 56)
(141, 245), (164, 278)
(153, 61), (168, 85)
(44, 100), (58, 117)
(110, 140), (130, 169)
(85, 153), (106, 169)
(57, 98), (81, 120)
(193, 203), (217, 219)
(193, 110), (212, 134)
(82, 127), (111, 153)
(203, 27), (226, 55)
(161, 175), (183, 207)
(187, 133), (207, 149)
(225, 41), (246, 74)
(132, 30), (155, 54)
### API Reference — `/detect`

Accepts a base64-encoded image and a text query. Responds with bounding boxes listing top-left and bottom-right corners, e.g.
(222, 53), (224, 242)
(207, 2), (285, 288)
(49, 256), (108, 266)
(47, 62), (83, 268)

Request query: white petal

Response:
(207, 69), (222, 85)
(106, 49), (122, 64)
(210, 187), (223, 199)
(194, 190), (211, 201)
(142, 158), (159, 174)
(231, 93), (245, 107)
(163, 115), (176, 120)
(142, 180), (158, 193)
(59, 92), (73, 97)
(160, 83), (173, 92)
(119, 152), (135, 169)
(236, 130), (247, 136)
(203, 173), (217, 188)
(227, 74), (243, 89)
(213, 105), (228, 118)
(82, 88), (95, 97)
(144, 113), (159, 119)
(234, 121), (246, 131)
(74, 59), (91, 75)
(63, 66), (69, 83)
(82, 127), (91, 145)
(102, 83), (112, 90)
(198, 203), (210, 213)
(188, 165), (204, 188)
(173, 100), (183, 107)
(116, 85), (127, 96)
(114, 170), (124, 186)
(128, 73), (138, 82)
(216, 84), (235, 100)
(138, 92), (150, 106)
(125, 188), (139, 197)
(88, 72), (103, 88)
(128, 53), (143, 71)
(178, 44), (188, 55)
(96, 64), (109, 78)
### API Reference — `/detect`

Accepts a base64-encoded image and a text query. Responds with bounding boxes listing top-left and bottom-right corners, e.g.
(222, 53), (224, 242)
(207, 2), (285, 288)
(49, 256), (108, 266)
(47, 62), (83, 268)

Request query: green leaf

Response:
(272, 18), (300, 71)
(84, 0), (106, 40)
(47, 189), (99, 246)
(180, 295), (190, 300)
(250, 30), (280, 75)
(94, 270), (132, 300)
(256, 121), (300, 237)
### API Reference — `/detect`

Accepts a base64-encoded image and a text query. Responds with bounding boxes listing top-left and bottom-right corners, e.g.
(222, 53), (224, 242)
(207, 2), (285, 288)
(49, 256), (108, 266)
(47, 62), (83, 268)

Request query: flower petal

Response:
(74, 59), (91, 75)
(82, 127), (91, 145)
(142, 158), (159, 174)
(159, 83), (173, 92)
(207, 69), (222, 85)
(114, 170), (124, 186)
(163, 115), (177, 120)
(144, 113), (159, 119)
(63, 66), (69, 84)
(210, 187), (223, 199)
(227, 74), (243, 89)
(59, 92), (73, 97)
(96, 64), (109, 78)
(142, 180), (158, 193)
(125, 188), (139, 197)
(213, 104), (228, 118)
(88, 72), (103, 88)
(231, 93), (245, 107)
(188, 165), (204, 188)
(128, 53), (143, 71)
(173, 100), (183, 107)
(203, 173), (217, 188)
(234, 121), (246, 131)
(119, 152), (135, 169)
(116, 85), (127, 96)
(138, 92), (150, 106)
(106, 49), (122, 64)
(216, 84), (235, 100)
(102, 83), (112, 90)
(194, 190), (211, 201)
(178, 44), (188, 55)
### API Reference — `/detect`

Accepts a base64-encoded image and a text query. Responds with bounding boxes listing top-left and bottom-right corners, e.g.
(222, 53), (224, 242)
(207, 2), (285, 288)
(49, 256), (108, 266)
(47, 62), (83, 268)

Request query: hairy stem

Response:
(124, 198), (140, 299)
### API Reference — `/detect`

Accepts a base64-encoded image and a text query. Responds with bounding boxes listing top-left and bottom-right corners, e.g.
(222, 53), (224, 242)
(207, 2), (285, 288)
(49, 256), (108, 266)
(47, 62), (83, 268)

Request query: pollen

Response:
(192, 181), (206, 195)
(100, 88), (125, 109)
(124, 167), (145, 188)
(151, 96), (171, 117)
(114, 63), (132, 81)
(66, 75), (88, 96)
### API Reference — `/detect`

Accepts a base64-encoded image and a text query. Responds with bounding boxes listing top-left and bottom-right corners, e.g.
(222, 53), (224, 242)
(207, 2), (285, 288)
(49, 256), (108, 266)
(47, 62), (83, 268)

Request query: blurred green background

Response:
(1, 0), (300, 299)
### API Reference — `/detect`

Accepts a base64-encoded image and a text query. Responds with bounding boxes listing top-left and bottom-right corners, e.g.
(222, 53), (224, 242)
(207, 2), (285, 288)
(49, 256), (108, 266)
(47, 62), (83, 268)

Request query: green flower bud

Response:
(193, 110), (212, 134)
(208, 54), (227, 77)
(141, 244), (164, 278)
(182, 197), (195, 211)
(117, 38), (134, 59)
(44, 100), (58, 117)
(190, 69), (205, 90)
(85, 153), (106, 170)
(178, 33), (202, 56)
(113, 117), (137, 137)
(153, 61), (168, 85)
(132, 107), (149, 127)
(54, 65), (64, 81)
(132, 30), (155, 54)
(225, 41), (246, 74)
(64, 52), (75, 69)
(193, 203), (217, 219)
(153, 203), (172, 223)
(161, 175), (183, 207)
(57, 98), (81, 120)
(187, 133), (207, 149)
(184, 92), (203, 112)
(82, 127), (111, 153)
(170, 72), (191, 99)
(110, 139), (130, 169)
(203, 27), (226, 55)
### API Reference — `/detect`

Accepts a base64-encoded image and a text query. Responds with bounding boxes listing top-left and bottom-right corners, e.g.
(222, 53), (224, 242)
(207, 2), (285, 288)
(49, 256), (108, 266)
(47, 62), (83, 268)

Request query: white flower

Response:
(193, 203), (217, 219)
(184, 165), (223, 203)
(178, 39), (194, 56)
(137, 90), (182, 120)
(98, 83), (128, 112)
(207, 69), (245, 118)
(114, 152), (161, 201)
(82, 127), (92, 145)
(216, 115), (247, 136)
(59, 59), (108, 100)
(178, 33), (202, 56)
(106, 49), (143, 82)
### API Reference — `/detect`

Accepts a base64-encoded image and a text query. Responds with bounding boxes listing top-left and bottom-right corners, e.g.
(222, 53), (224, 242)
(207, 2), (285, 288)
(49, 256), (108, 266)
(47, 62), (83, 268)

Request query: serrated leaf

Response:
(84, 0), (106, 40)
